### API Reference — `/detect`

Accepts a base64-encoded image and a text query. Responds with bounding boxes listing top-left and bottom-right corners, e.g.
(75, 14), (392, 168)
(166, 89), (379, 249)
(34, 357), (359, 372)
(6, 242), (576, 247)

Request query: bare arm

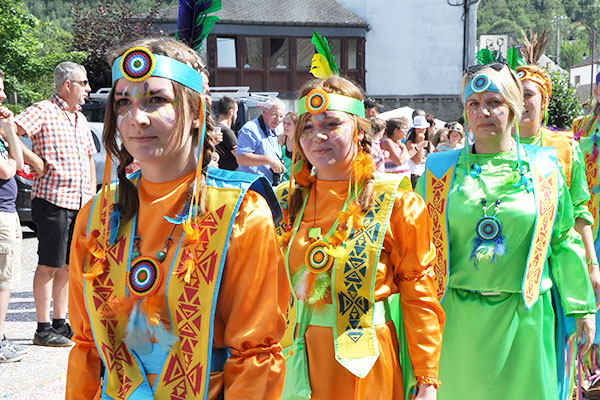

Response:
(0, 107), (23, 179)
(236, 152), (285, 173)
(575, 218), (600, 309)
(381, 138), (409, 166)
(0, 132), (18, 180)
(89, 156), (96, 193)
(406, 140), (422, 163)
(15, 123), (47, 177)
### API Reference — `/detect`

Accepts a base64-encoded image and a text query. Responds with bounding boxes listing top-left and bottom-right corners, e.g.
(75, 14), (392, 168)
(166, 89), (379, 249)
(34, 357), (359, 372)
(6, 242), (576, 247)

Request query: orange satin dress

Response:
(286, 180), (445, 399)
(66, 172), (289, 399)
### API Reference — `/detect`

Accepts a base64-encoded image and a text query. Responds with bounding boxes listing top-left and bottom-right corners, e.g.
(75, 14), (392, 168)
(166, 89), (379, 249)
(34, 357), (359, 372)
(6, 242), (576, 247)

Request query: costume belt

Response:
(308, 297), (393, 327)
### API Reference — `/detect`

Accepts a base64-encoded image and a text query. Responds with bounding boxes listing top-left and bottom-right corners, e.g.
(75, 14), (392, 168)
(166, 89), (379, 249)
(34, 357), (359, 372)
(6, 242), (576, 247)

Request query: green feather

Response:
(291, 267), (305, 287)
(307, 273), (330, 304)
(311, 31), (339, 75)
(199, 15), (220, 40)
(474, 241), (495, 262)
(204, 0), (221, 13)
(476, 48), (495, 65)
(507, 47), (521, 71)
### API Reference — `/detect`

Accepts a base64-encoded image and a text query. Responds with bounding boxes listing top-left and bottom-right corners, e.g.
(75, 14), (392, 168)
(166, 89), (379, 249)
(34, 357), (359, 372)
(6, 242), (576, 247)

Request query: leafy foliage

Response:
(478, 0), (600, 70)
(71, 0), (165, 90)
(0, 0), (86, 112)
(25, 0), (177, 30)
(548, 70), (582, 129)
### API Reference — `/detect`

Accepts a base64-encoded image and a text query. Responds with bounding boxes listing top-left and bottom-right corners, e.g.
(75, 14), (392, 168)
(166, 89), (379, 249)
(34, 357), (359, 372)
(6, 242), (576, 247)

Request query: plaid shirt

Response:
(15, 93), (96, 210)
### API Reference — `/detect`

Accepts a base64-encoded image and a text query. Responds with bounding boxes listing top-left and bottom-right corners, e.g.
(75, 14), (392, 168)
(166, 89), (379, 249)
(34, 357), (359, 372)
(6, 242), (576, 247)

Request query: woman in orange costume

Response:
(66, 38), (288, 399)
(277, 74), (444, 400)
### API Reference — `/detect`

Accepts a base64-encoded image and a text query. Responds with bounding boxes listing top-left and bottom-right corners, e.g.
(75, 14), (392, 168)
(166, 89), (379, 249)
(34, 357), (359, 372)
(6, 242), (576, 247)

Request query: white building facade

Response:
(338, 0), (479, 119)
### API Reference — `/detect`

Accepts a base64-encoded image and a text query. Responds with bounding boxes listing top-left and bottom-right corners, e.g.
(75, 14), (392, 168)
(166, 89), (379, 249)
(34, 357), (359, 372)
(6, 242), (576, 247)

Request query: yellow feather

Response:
(83, 259), (106, 282)
(326, 244), (349, 261)
(310, 54), (333, 79)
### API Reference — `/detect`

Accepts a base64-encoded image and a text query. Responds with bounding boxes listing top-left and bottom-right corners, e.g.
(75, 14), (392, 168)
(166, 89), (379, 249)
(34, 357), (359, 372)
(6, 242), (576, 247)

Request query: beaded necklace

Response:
(468, 144), (516, 264)
(304, 179), (353, 274)
(124, 175), (189, 299)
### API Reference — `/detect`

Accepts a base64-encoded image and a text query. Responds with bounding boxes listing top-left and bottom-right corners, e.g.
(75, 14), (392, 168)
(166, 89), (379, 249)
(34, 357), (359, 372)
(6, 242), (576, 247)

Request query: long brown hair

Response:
(289, 75), (375, 216)
(104, 37), (215, 221)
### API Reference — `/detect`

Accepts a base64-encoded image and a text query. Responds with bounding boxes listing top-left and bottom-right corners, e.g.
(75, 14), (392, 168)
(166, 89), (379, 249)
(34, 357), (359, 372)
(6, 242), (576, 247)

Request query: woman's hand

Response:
(414, 384), (437, 400)
(576, 315), (596, 355)
(0, 106), (14, 138)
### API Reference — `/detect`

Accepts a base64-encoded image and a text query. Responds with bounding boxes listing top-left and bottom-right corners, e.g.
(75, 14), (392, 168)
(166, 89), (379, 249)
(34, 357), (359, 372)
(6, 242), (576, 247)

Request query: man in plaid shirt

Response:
(15, 61), (96, 347)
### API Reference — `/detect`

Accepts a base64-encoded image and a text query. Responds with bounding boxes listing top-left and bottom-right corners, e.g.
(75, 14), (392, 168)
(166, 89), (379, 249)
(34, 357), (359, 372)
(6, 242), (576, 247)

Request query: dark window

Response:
(296, 38), (313, 69)
(270, 38), (289, 69)
(296, 37), (342, 69)
(244, 37), (263, 69)
(328, 38), (341, 67)
(348, 39), (357, 69)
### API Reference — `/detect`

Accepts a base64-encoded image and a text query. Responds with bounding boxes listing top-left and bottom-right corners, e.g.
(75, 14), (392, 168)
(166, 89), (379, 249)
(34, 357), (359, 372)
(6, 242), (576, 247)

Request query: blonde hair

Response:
(462, 65), (524, 127)
(104, 37), (214, 221)
(289, 75), (375, 216)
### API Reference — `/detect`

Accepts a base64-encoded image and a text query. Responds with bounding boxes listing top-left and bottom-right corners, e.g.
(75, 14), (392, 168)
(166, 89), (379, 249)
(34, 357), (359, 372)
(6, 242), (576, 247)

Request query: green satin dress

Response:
(418, 146), (595, 399)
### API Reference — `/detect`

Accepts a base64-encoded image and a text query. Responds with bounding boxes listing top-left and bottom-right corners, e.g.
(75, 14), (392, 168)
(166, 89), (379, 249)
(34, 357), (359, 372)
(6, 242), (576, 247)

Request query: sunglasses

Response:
(464, 63), (506, 75)
(70, 80), (89, 87)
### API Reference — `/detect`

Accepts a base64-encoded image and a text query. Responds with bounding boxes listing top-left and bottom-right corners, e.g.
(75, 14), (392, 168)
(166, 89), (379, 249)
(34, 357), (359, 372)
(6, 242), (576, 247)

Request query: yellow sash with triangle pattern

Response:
(275, 175), (401, 378)
(83, 178), (242, 399)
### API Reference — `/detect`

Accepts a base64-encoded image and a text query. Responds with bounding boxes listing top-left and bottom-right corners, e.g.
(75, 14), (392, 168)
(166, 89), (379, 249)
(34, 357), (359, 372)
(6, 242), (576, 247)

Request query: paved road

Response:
(0, 226), (69, 399)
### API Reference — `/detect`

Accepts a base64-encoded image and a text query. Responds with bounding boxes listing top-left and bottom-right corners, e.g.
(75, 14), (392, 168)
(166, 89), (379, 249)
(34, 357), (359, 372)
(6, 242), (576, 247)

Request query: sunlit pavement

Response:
(0, 226), (69, 399)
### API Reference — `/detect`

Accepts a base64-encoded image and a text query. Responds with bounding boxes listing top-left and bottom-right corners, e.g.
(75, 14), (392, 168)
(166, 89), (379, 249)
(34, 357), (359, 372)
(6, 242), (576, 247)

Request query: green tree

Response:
(548, 70), (582, 129)
(24, 0), (176, 30)
(0, 0), (86, 111)
(71, 0), (165, 90)
(560, 37), (587, 69)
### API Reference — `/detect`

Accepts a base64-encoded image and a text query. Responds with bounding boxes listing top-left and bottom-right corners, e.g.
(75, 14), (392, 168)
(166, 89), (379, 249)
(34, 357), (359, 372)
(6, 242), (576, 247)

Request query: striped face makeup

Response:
(465, 91), (511, 140)
(299, 111), (353, 142)
(114, 76), (191, 168)
(115, 79), (177, 129)
(298, 110), (358, 180)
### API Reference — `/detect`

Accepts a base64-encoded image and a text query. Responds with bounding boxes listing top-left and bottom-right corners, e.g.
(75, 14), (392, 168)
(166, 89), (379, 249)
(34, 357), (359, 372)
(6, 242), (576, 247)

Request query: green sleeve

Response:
(549, 173), (596, 316)
(569, 141), (593, 225)
(415, 174), (425, 198)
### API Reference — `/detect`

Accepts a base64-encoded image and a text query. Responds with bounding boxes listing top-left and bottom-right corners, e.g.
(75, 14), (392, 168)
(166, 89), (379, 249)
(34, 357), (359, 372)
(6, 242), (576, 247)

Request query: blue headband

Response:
(463, 73), (501, 102)
(111, 46), (204, 95)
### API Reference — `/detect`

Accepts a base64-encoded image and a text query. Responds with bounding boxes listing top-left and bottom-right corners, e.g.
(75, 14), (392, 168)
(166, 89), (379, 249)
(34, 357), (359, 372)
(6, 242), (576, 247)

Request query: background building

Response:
(570, 54), (600, 102)
(153, 0), (478, 120)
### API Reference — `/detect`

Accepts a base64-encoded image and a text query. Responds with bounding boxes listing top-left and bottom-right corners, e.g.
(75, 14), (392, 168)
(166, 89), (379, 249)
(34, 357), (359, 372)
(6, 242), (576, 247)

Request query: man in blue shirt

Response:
(236, 98), (286, 185)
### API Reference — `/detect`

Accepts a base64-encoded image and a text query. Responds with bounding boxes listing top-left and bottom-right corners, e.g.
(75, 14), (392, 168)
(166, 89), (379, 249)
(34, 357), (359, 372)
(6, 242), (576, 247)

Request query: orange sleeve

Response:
(66, 200), (102, 400)
(389, 190), (445, 385)
(214, 190), (289, 399)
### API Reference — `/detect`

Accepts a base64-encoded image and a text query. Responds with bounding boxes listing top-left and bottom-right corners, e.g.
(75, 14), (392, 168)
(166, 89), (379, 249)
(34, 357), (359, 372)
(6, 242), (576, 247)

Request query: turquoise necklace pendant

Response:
(471, 198), (506, 264)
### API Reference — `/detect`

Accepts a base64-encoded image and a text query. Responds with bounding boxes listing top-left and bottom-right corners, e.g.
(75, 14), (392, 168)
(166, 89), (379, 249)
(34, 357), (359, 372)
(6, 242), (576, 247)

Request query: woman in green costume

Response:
(418, 64), (596, 399)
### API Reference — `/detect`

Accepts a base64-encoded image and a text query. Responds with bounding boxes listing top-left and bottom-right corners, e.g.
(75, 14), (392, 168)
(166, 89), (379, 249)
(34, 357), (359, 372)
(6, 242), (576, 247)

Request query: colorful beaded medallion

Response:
(127, 256), (163, 298)
(305, 239), (334, 273)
